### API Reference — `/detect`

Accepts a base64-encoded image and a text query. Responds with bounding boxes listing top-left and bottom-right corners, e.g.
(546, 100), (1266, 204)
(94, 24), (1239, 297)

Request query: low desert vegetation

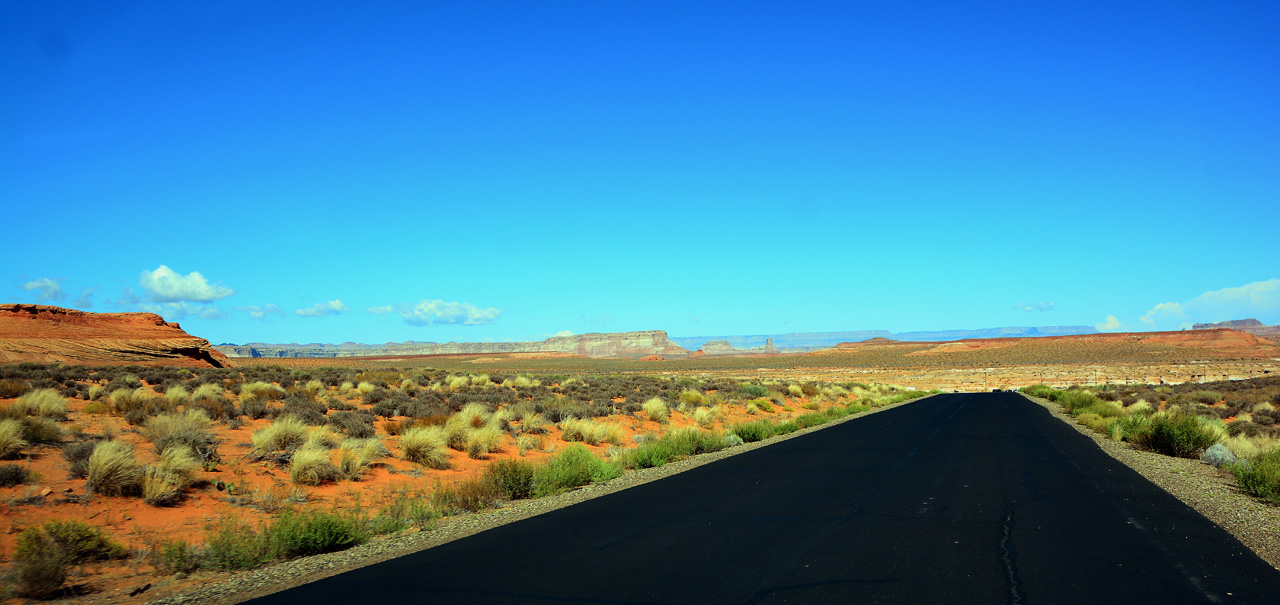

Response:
(1024, 380), (1280, 506)
(0, 360), (936, 591)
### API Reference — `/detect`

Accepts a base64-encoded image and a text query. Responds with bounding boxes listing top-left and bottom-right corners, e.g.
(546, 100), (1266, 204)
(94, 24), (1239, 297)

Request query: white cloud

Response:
(1014, 301), (1055, 313)
(22, 278), (63, 301)
(1096, 315), (1124, 332)
(395, 299), (500, 326)
(140, 265), (233, 302)
(553, 330), (574, 337)
(296, 300), (348, 317)
(366, 305), (395, 317)
(237, 304), (284, 321)
(73, 286), (96, 309)
(1138, 279), (1280, 330)
(138, 302), (226, 320)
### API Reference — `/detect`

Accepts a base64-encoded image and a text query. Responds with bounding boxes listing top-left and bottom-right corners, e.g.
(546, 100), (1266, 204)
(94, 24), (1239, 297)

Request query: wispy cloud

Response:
(1139, 279), (1280, 330)
(379, 299), (501, 326)
(366, 305), (394, 317)
(73, 286), (96, 309)
(296, 300), (348, 317)
(1014, 301), (1055, 313)
(138, 301), (226, 320)
(237, 304), (285, 321)
(22, 278), (63, 302)
(140, 265), (233, 302)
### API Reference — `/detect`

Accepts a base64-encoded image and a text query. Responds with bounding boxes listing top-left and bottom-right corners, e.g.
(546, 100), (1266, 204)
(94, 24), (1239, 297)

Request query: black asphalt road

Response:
(250, 393), (1280, 604)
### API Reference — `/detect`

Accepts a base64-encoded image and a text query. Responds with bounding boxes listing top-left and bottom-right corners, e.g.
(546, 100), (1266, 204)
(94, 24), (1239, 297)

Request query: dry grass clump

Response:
(14, 389), (68, 419)
(642, 398), (669, 423)
(252, 415), (309, 454)
(465, 425), (503, 459)
(143, 445), (200, 506)
(338, 438), (386, 479)
(304, 426), (342, 450)
(240, 381), (286, 401)
(444, 404), (493, 450)
(678, 390), (708, 406)
(165, 385), (191, 406)
(560, 417), (625, 446)
(356, 381), (377, 394)
(145, 409), (212, 453)
(693, 406), (718, 427)
(0, 419), (29, 459)
(192, 383), (224, 402)
(290, 447), (340, 485)
(87, 440), (143, 496)
(302, 380), (327, 399)
(87, 384), (105, 401)
(448, 376), (470, 391)
(402, 425), (451, 469)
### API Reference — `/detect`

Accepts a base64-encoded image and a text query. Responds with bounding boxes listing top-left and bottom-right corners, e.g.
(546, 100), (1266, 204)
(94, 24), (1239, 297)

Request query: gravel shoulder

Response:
(139, 395), (935, 605)
(1021, 392), (1280, 571)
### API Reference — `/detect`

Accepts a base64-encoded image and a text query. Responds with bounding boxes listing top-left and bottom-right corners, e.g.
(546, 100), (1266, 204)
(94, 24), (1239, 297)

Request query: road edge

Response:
(1019, 392), (1280, 571)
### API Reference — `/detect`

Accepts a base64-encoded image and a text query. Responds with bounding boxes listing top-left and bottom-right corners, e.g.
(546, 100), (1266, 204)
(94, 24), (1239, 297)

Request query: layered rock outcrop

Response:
(0, 304), (233, 368)
(1193, 319), (1280, 343)
(216, 330), (689, 359)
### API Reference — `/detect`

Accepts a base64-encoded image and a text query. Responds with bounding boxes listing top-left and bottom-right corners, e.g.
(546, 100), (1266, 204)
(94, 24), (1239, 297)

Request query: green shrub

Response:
(9, 530), (67, 599)
(269, 510), (366, 557)
(846, 403), (870, 414)
(29, 520), (128, 562)
(534, 444), (620, 497)
(730, 420), (776, 443)
(0, 463), (33, 486)
(0, 378), (30, 398)
(150, 538), (200, 574)
(794, 412), (829, 429)
(87, 440), (142, 496)
(747, 398), (776, 413)
(84, 401), (107, 414)
(739, 384), (768, 398)
(430, 474), (504, 513)
(203, 516), (271, 570)
(487, 458), (536, 499)
(1133, 412), (1220, 458)
(678, 390), (708, 406)
(1233, 449), (1280, 505)
(775, 420), (800, 435)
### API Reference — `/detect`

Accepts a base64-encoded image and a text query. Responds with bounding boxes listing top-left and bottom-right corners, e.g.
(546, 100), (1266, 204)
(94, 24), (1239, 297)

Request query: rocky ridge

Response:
(1193, 318), (1280, 342)
(216, 330), (689, 359)
(0, 303), (232, 368)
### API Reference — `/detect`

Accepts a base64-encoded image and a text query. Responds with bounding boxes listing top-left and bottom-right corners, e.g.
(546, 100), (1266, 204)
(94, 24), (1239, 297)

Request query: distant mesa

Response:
(1193, 319), (1280, 343)
(670, 325), (1098, 353)
(216, 330), (689, 360)
(0, 304), (232, 368)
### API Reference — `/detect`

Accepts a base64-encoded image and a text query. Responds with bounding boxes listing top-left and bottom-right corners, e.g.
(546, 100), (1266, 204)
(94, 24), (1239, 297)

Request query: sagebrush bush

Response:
(0, 418), (29, 459)
(642, 398), (669, 423)
(150, 538), (200, 574)
(0, 463), (33, 486)
(290, 446), (341, 485)
(19, 519), (128, 563)
(270, 509), (366, 557)
(402, 425), (450, 469)
(0, 378), (30, 398)
(739, 384), (768, 398)
(1132, 412), (1221, 458)
(252, 415), (309, 453)
(533, 444), (619, 497)
(487, 458), (536, 499)
(9, 530), (67, 599)
(1233, 448), (1280, 505)
(87, 440), (142, 496)
(731, 420), (776, 443)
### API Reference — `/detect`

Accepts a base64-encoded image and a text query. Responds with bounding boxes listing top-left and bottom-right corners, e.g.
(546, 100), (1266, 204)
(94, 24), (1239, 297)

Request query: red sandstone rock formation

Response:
(0, 304), (232, 368)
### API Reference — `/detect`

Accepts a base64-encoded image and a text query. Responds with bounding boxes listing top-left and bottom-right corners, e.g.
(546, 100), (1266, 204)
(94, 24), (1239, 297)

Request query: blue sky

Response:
(3, 1), (1277, 345)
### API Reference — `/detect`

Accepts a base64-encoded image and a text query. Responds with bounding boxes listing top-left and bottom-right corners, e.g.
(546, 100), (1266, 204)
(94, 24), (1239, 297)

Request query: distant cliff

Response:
(671, 326), (1098, 351)
(0, 304), (232, 368)
(216, 330), (689, 359)
(1193, 319), (1280, 342)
